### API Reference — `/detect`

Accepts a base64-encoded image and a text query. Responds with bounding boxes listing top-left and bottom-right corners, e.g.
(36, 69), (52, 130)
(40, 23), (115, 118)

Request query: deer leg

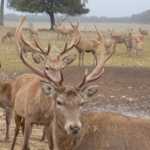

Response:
(21, 118), (25, 135)
(40, 126), (46, 141)
(22, 120), (32, 150)
(5, 109), (12, 141)
(92, 51), (97, 66)
(11, 115), (22, 150)
(46, 125), (54, 150)
(81, 52), (84, 66)
(47, 120), (59, 150)
(78, 52), (82, 66)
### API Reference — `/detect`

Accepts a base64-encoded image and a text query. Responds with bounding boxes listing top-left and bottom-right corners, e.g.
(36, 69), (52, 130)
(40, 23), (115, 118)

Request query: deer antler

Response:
(77, 46), (115, 89)
(15, 16), (63, 86)
(94, 25), (104, 42)
(32, 37), (51, 56)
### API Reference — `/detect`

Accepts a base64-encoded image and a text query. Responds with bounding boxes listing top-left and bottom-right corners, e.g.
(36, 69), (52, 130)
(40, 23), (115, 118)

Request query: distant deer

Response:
(10, 16), (77, 150)
(139, 28), (149, 36)
(1, 31), (15, 43)
(54, 23), (74, 39)
(125, 31), (145, 56)
(66, 24), (103, 66)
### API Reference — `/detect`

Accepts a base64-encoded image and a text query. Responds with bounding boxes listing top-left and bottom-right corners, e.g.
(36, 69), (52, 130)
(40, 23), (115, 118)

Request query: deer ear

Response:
(80, 85), (98, 99)
(40, 81), (57, 97)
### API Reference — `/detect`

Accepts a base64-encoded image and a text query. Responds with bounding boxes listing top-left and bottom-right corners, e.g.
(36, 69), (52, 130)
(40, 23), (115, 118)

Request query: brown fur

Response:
(68, 24), (102, 66)
(52, 111), (150, 150)
(0, 73), (39, 141)
(54, 23), (74, 39)
(11, 74), (55, 150)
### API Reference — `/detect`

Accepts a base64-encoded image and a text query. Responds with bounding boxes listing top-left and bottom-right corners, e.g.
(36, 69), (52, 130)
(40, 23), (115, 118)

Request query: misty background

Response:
(2, 0), (150, 24)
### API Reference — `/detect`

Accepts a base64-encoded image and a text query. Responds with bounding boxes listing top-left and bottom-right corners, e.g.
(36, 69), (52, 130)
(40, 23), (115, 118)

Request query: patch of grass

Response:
(0, 24), (150, 73)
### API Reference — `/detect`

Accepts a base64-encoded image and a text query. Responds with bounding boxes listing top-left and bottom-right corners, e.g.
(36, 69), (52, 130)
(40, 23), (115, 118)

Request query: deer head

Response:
(16, 16), (115, 136)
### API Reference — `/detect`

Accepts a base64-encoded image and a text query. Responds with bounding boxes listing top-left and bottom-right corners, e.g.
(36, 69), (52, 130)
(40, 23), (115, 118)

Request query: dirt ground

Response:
(1, 66), (150, 149)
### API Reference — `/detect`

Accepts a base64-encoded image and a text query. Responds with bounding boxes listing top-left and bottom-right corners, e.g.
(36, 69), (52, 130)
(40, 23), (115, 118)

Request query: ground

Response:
(1, 66), (150, 149)
(0, 22), (150, 149)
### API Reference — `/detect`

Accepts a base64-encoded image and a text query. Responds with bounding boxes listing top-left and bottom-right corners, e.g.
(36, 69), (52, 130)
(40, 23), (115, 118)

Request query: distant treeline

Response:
(4, 9), (150, 24)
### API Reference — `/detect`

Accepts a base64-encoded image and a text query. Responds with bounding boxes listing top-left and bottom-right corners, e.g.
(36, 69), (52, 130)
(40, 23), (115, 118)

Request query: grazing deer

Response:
(1, 31), (15, 43)
(10, 16), (77, 150)
(66, 24), (103, 66)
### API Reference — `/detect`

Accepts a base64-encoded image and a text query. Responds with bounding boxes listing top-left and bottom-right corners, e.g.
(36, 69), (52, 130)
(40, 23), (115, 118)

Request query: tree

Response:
(9, 0), (89, 30)
(0, 0), (4, 25)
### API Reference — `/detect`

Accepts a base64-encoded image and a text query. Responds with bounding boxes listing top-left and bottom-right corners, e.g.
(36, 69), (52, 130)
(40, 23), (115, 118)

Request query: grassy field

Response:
(0, 22), (150, 73)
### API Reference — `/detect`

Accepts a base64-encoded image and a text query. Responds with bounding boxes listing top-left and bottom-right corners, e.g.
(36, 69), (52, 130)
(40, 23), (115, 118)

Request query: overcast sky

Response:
(5, 0), (150, 17)
(87, 0), (150, 17)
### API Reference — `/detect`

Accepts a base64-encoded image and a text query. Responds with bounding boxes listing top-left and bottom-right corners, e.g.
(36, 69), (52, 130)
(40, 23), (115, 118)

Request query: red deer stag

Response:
(12, 17), (115, 150)
(10, 16), (76, 150)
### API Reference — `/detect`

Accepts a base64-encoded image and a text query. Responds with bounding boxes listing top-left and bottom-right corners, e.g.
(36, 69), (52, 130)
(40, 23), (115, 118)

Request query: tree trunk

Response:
(0, 0), (4, 26)
(47, 11), (55, 30)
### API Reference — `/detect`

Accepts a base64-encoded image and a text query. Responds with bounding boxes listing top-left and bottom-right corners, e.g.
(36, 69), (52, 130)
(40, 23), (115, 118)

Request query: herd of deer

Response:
(0, 16), (150, 150)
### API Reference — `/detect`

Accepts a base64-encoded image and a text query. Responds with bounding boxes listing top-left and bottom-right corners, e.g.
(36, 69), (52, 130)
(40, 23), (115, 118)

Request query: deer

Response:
(0, 72), (41, 141)
(54, 23), (74, 39)
(0, 63), (13, 141)
(47, 110), (150, 150)
(0, 79), (13, 141)
(18, 30), (150, 150)
(1, 31), (15, 43)
(66, 23), (103, 66)
(11, 16), (115, 150)
(125, 31), (145, 56)
(10, 16), (77, 150)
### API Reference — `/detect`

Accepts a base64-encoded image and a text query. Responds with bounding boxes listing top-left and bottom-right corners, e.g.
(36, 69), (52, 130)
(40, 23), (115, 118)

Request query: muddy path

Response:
(1, 66), (150, 149)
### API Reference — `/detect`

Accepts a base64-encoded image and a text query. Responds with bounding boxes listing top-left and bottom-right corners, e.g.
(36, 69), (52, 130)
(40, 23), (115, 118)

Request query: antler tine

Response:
(77, 45), (115, 89)
(16, 17), (46, 78)
(60, 41), (68, 55)
(20, 35), (46, 55)
(94, 25), (104, 42)
(16, 17), (64, 86)
(33, 37), (51, 56)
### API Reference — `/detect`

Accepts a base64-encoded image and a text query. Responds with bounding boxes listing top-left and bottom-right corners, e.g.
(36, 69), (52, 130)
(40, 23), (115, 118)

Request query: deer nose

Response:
(69, 125), (81, 135)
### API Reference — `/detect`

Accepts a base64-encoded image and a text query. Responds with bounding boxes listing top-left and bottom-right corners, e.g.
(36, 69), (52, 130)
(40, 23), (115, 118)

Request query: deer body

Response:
(0, 73), (43, 141)
(1, 31), (15, 43)
(54, 24), (74, 39)
(51, 111), (150, 150)
(68, 24), (102, 66)
(11, 74), (56, 150)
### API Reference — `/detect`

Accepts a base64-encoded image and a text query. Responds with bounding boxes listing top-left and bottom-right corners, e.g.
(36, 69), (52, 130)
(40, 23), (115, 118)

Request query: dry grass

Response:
(0, 22), (150, 73)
